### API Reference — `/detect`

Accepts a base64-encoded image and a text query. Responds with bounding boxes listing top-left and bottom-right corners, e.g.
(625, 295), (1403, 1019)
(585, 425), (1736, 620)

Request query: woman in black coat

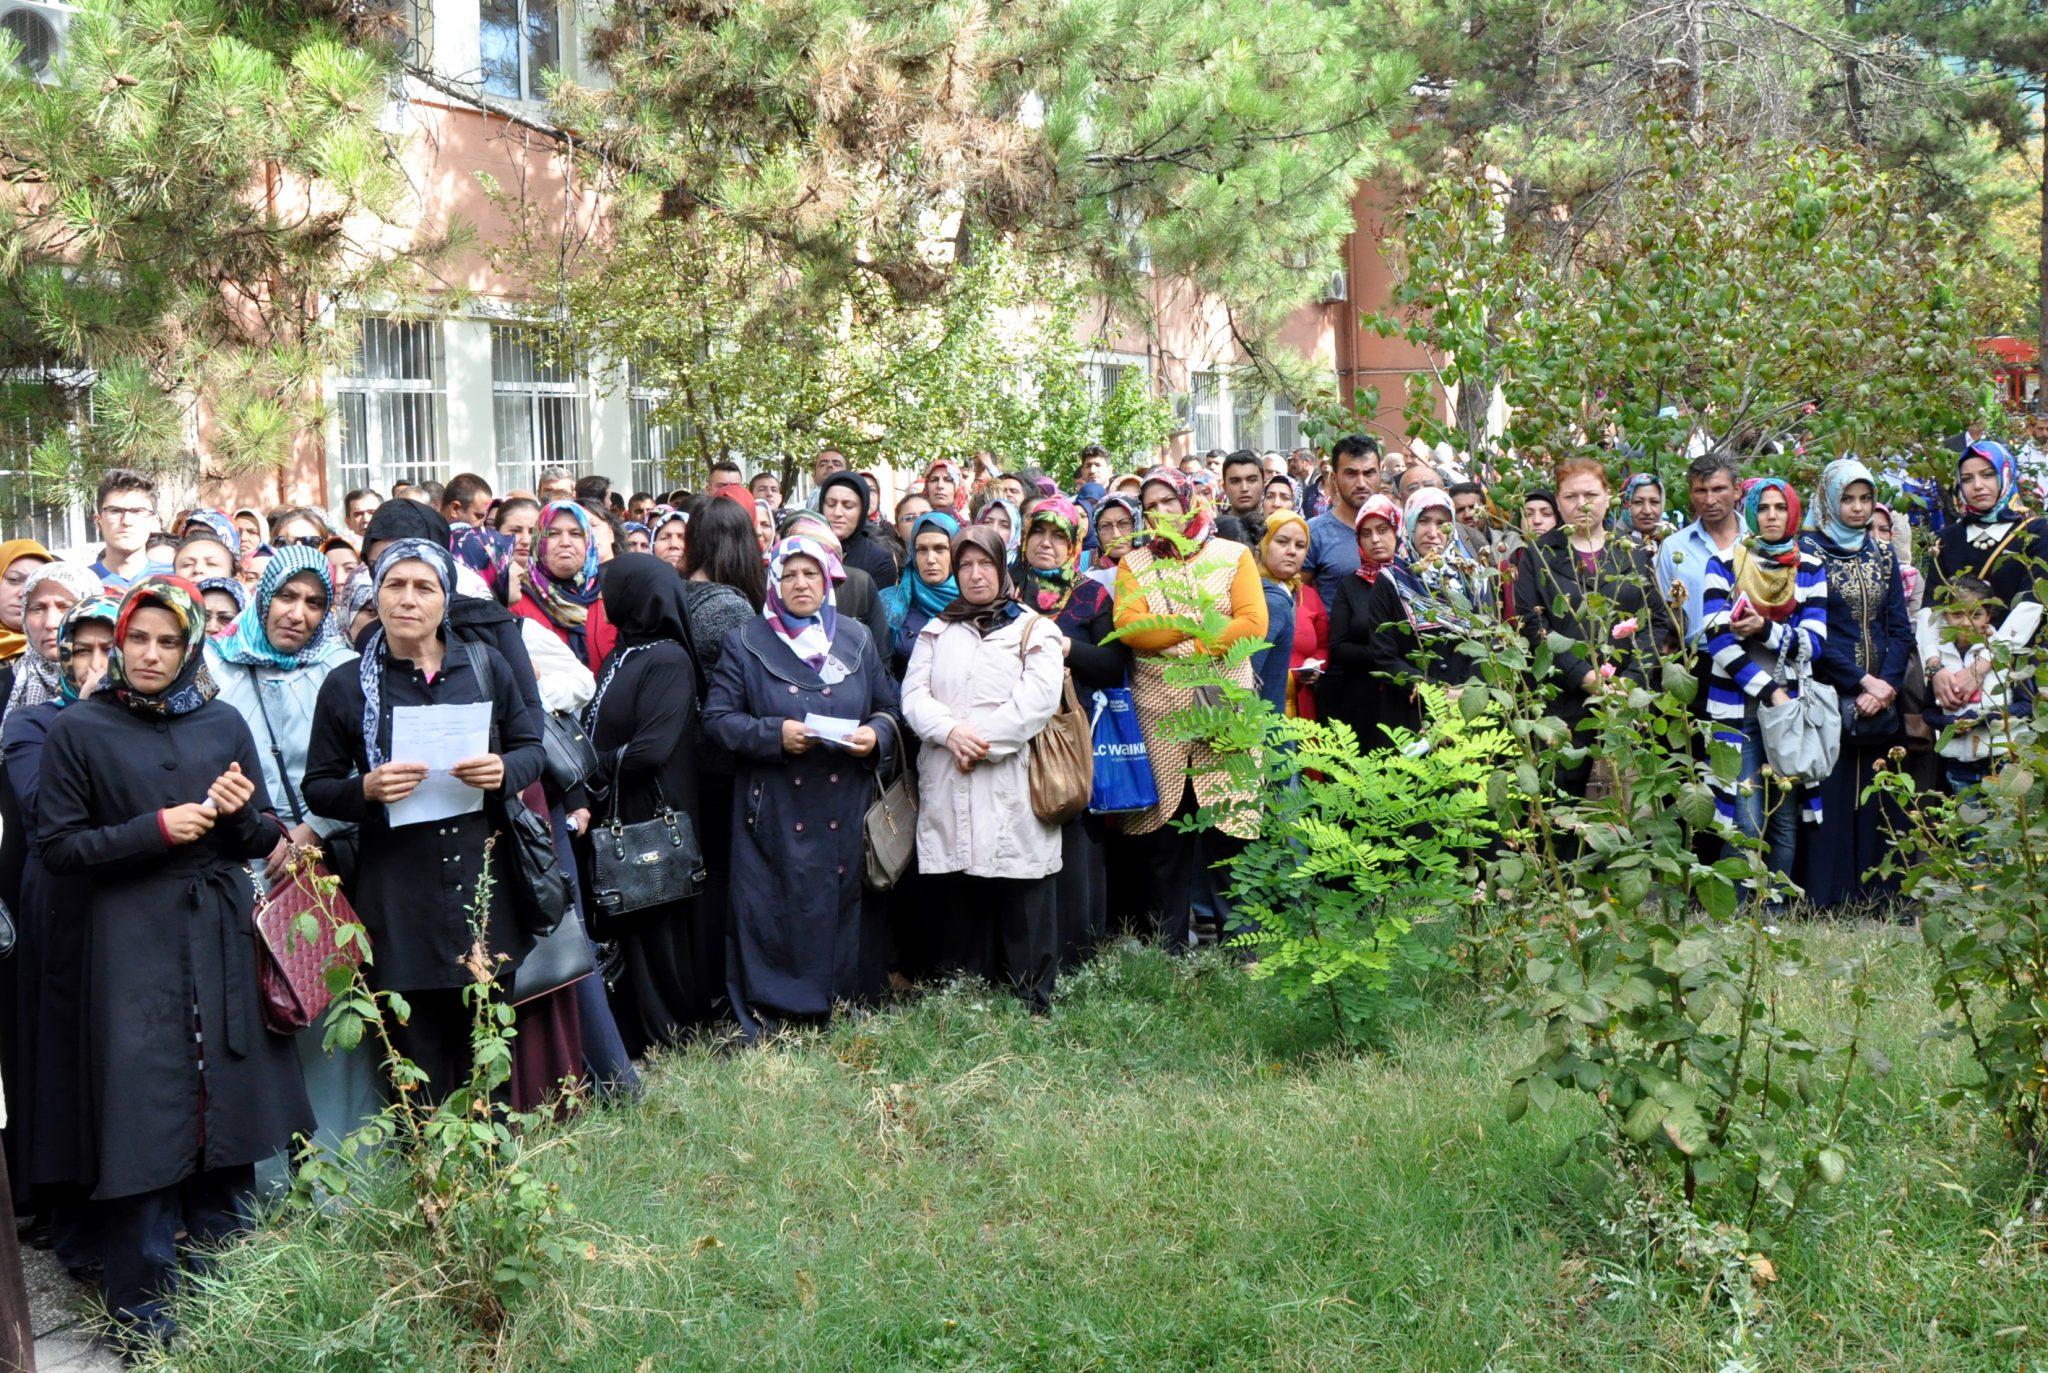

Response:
(702, 532), (900, 1041)
(1513, 460), (1673, 798)
(818, 471), (902, 588)
(584, 555), (714, 1052)
(303, 541), (546, 1098)
(37, 576), (314, 1348)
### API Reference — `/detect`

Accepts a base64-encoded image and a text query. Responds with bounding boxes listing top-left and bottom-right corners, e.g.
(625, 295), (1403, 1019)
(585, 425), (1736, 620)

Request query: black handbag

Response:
(540, 709), (602, 796)
(587, 777), (706, 939)
(461, 642), (575, 938)
(510, 902), (596, 1004)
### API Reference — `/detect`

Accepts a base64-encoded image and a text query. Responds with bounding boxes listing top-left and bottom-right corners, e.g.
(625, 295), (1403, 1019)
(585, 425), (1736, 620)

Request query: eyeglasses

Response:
(282, 536), (326, 549)
(99, 505), (154, 521)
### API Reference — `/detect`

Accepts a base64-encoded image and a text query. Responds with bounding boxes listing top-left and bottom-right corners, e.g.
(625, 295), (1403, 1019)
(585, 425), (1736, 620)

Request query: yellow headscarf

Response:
(0, 539), (54, 662)
(1258, 511), (1312, 592)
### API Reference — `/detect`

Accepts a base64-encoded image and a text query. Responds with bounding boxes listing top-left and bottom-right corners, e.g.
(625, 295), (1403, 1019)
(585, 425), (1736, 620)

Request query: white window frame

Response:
(478, 0), (561, 103)
(1190, 369), (1227, 452)
(330, 316), (448, 498)
(628, 357), (691, 496)
(490, 322), (585, 495)
(0, 364), (93, 552)
(1082, 351), (1151, 407)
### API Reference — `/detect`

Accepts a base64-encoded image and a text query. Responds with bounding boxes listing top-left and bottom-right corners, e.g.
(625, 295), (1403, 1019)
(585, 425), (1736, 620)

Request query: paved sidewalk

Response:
(23, 1244), (120, 1372)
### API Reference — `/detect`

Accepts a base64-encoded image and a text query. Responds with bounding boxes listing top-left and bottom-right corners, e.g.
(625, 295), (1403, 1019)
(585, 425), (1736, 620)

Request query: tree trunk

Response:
(1840, 0), (1866, 146)
(2037, 84), (2046, 418)
(1682, 0), (1706, 121)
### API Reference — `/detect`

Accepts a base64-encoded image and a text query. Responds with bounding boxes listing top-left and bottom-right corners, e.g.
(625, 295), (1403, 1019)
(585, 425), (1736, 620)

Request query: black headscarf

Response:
(587, 552), (701, 728)
(357, 495), (516, 647)
(939, 526), (1023, 638)
(821, 471), (900, 588)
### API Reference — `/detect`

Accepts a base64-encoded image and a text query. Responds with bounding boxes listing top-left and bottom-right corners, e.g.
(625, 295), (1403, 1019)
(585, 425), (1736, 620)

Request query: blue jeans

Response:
(1730, 724), (1798, 895)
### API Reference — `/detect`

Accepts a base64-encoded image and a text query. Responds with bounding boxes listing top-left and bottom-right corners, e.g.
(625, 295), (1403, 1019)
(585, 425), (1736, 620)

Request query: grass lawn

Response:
(159, 922), (2048, 1371)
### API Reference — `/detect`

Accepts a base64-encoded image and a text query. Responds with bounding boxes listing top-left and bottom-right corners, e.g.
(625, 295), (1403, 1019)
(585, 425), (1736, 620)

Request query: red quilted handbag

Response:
(255, 862), (365, 1035)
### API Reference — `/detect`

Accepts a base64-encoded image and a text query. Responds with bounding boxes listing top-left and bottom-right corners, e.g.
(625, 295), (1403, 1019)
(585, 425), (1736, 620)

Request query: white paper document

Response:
(802, 712), (863, 747)
(386, 702), (494, 828)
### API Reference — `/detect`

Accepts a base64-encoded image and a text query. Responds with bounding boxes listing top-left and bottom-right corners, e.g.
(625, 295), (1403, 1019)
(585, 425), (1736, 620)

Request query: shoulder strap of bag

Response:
(244, 664), (305, 825)
(462, 639), (499, 755)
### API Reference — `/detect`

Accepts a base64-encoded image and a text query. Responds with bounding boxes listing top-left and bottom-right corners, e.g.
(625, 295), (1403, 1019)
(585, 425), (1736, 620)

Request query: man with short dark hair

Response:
(575, 473), (611, 504)
(342, 487), (383, 538)
(91, 468), (160, 590)
(412, 480), (444, 508)
(536, 466), (575, 503)
(1302, 435), (1381, 604)
(749, 470), (782, 511)
(1449, 480), (1497, 559)
(1077, 446), (1113, 491)
(812, 447), (849, 486)
(627, 491), (655, 523)
(1178, 452), (1205, 476)
(1657, 449), (1745, 651)
(1220, 449), (1266, 520)
(440, 472), (493, 530)
(708, 460), (743, 491)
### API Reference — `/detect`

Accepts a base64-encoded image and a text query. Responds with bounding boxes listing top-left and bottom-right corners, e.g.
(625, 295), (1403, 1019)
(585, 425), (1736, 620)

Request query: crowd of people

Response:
(0, 417), (2039, 1359)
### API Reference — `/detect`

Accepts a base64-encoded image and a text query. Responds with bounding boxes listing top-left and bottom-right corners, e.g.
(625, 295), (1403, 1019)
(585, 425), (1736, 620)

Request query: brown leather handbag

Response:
(1019, 616), (1094, 825)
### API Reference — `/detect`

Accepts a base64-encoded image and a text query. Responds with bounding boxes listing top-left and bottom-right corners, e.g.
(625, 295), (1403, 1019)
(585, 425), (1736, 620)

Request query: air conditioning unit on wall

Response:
(0, 1), (71, 83)
(1320, 270), (1350, 304)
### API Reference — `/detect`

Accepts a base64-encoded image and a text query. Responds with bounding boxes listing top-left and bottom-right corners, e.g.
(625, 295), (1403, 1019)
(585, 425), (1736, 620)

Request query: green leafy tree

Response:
(0, 0), (440, 495)
(1372, 111), (1988, 478)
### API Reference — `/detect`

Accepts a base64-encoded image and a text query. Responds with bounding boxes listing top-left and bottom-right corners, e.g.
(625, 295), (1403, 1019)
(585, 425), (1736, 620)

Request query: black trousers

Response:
(385, 986), (474, 1104)
(99, 1163), (254, 1345)
(953, 875), (1058, 1013)
(1133, 781), (1203, 950)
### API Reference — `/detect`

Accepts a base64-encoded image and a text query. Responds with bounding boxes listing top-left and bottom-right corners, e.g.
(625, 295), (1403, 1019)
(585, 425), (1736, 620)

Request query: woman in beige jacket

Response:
(901, 527), (1066, 1011)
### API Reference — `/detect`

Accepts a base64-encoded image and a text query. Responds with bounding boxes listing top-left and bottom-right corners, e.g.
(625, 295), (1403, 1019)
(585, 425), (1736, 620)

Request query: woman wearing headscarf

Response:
(1799, 458), (1910, 910)
(1701, 476), (1828, 883)
(922, 459), (969, 520)
(1324, 495), (1412, 751)
(1515, 458), (1673, 800)
(1920, 439), (2047, 738)
(1017, 496), (1129, 968)
(1085, 493), (1143, 590)
(512, 500), (616, 675)
(583, 554), (715, 1051)
(1616, 473), (1670, 546)
(303, 542), (548, 1098)
(973, 493), (1021, 552)
(650, 505), (688, 571)
(205, 546), (379, 1171)
(882, 509), (960, 675)
(902, 527), (1066, 1007)
(780, 509), (893, 657)
(36, 576), (313, 1349)
(2, 561), (100, 727)
(818, 471), (900, 587)
(1110, 466), (1267, 949)
(197, 575), (249, 637)
(1, 593), (116, 1280)
(1256, 511), (1325, 720)
(1497, 489), (1559, 620)
(0, 539), (54, 704)
(702, 532), (900, 1041)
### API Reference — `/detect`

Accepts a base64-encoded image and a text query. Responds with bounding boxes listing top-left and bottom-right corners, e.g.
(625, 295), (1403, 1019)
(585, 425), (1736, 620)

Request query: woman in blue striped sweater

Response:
(1700, 477), (1827, 888)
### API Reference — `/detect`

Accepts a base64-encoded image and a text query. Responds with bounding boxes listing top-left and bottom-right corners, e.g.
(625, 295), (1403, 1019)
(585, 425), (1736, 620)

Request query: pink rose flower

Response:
(1611, 617), (1639, 641)
(1599, 662), (1617, 678)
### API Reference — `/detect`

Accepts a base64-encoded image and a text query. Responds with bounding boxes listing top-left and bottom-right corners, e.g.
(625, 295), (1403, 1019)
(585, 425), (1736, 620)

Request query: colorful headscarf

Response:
(1401, 487), (1456, 564)
(1020, 495), (1085, 614)
(1264, 474), (1302, 511)
(622, 520), (651, 544)
(1815, 457), (1877, 554)
(763, 534), (844, 672)
(1092, 494), (1144, 567)
(1959, 439), (2023, 527)
(56, 594), (120, 704)
(0, 539), (52, 661)
(214, 544), (344, 671)
(1138, 466), (1215, 560)
(1735, 477), (1803, 621)
(923, 459), (969, 515)
(527, 500), (604, 632)
(359, 539), (457, 769)
(5, 562), (104, 718)
(97, 575), (216, 718)
(183, 508), (243, 559)
(452, 525), (516, 589)
(1259, 510), (1312, 592)
(1352, 494), (1404, 584)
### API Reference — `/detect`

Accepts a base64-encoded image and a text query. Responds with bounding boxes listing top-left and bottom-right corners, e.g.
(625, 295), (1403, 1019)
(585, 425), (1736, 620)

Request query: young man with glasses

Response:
(91, 469), (160, 591)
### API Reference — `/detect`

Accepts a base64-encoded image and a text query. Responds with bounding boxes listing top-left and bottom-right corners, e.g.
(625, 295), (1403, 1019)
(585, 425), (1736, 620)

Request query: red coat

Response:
(1288, 582), (1329, 720)
(511, 589), (617, 673)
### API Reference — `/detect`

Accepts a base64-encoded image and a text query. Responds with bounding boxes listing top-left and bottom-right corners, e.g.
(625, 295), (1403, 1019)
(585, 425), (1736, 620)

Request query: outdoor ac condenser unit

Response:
(0, 0), (70, 83)
(1320, 270), (1350, 304)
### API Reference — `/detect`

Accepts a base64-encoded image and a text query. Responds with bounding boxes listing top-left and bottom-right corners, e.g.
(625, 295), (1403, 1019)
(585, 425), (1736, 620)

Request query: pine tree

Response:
(0, 0), (432, 498)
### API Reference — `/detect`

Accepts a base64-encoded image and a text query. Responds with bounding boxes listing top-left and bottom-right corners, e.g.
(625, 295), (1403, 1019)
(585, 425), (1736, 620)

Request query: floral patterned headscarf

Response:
(1021, 495), (1086, 614)
(1352, 494), (1404, 585)
(1137, 466), (1214, 560)
(56, 594), (120, 704)
(98, 575), (217, 718)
